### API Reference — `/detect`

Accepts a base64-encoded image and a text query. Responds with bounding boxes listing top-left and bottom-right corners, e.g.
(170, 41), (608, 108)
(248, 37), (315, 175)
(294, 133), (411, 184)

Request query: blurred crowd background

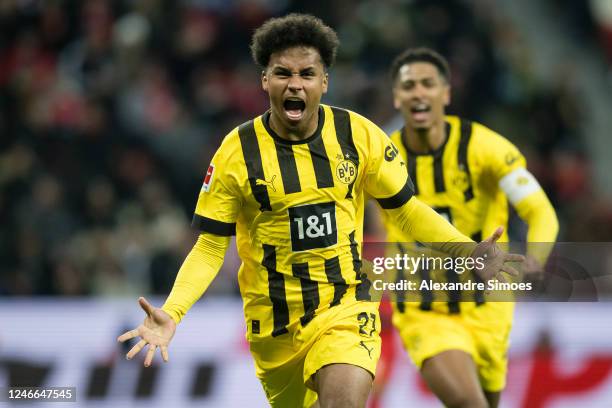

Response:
(2, 0), (612, 297)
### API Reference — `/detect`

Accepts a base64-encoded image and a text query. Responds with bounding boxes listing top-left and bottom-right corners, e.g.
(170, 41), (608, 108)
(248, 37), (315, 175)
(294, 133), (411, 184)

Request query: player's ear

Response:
(322, 71), (329, 94)
(392, 87), (401, 110)
(261, 69), (268, 92)
(443, 82), (451, 106)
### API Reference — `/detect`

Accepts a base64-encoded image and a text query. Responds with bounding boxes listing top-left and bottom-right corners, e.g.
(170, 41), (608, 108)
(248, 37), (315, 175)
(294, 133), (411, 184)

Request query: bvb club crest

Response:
(336, 159), (358, 184)
(453, 167), (470, 191)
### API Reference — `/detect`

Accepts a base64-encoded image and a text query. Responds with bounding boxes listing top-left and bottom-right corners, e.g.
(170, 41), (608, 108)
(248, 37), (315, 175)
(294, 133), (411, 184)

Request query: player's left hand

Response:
(471, 227), (524, 282)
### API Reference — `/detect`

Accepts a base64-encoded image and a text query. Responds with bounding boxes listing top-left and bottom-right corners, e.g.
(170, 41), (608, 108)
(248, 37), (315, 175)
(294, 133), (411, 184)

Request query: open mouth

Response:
(410, 103), (431, 122)
(283, 99), (306, 121)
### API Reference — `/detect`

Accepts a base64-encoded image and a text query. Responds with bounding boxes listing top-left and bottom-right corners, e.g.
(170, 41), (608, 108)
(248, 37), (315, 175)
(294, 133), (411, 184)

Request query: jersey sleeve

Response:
(161, 232), (230, 323)
(360, 118), (415, 209)
(475, 124), (544, 206)
(192, 134), (242, 236)
(475, 124), (526, 181)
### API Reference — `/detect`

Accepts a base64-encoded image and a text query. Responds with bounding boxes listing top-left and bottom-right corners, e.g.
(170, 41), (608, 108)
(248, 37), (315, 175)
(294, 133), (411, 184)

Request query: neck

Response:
(404, 119), (446, 154)
(268, 108), (319, 141)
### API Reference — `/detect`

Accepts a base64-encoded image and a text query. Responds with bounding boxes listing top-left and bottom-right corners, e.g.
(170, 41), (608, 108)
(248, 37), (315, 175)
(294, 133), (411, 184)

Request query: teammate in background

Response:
(380, 47), (559, 408)
(117, 17), (522, 407)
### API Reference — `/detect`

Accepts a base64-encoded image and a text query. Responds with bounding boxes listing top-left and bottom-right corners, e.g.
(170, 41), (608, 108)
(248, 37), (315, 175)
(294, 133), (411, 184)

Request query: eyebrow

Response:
(271, 66), (317, 74)
(399, 75), (436, 84)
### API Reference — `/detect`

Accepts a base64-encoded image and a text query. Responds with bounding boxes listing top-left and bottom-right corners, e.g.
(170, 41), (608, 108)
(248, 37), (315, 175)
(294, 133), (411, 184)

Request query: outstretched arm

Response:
(162, 233), (230, 323)
(383, 196), (473, 256)
(117, 232), (230, 366)
(383, 196), (523, 281)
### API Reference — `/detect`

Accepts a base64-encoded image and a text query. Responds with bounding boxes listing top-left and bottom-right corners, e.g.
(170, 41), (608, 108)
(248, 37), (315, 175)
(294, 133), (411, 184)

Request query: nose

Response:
(287, 73), (303, 91)
(410, 83), (426, 99)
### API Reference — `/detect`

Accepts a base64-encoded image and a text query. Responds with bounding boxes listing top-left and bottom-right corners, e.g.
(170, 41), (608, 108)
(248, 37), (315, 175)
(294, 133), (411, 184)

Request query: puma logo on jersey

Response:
(359, 341), (374, 359)
(255, 175), (277, 192)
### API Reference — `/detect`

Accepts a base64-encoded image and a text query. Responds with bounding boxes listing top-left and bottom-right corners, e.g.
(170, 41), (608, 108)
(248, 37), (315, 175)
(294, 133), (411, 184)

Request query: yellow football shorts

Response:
(249, 299), (381, 407)
(393, 301), (514, 392)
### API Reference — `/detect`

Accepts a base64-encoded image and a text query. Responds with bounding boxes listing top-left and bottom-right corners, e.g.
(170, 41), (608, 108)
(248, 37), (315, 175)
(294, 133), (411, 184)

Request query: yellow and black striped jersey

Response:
(385, 115), (527, 243)
(384, 115), (527, 313)
(193, 104), (413, 339)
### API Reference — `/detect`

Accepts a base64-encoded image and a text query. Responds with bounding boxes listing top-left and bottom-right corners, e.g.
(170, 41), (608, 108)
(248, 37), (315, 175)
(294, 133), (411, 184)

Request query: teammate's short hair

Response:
(390, 47), (451, 84)
(250, 13), (339, 69)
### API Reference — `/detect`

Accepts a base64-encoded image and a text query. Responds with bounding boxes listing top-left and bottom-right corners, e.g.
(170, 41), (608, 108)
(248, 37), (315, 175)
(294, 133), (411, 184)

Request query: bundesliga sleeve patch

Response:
(201, 164), (215, 192)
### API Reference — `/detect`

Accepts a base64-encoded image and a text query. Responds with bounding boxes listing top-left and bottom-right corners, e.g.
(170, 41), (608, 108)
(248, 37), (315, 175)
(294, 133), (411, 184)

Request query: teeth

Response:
(412, 104), (429, 112)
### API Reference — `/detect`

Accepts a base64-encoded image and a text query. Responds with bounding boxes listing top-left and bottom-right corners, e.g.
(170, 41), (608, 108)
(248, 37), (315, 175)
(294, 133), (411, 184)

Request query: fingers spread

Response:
(505, 253), (525, 263)
(484, 226), (504, 244)
(161, 346), (169, 363)
(117, 329), (139, 343)
(144, 344), (157, 367)
(139, 297), (154, 316)
(502, 264), (520, 277)
(495, 274), (508, 284)
(127, 339), (147, 360)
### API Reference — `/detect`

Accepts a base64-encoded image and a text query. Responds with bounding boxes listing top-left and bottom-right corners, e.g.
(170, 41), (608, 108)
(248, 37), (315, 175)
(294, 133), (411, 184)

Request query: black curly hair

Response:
(250, 13), (339, 69)
(390, 47), (451, 84)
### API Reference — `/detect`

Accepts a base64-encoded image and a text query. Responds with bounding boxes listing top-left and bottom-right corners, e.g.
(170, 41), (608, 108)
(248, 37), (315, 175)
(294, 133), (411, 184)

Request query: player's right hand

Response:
(117, 297), (176, 367)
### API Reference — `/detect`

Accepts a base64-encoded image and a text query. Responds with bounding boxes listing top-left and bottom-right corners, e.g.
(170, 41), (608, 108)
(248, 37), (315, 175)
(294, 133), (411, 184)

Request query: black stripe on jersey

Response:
(474, 275), (486, 306)
(238, 121), (272, 212)
(376, 178), (415, 209)
(395, 243), (407, 313)
(348, 231), (362, 275)
(192, 214), (236, 236)
(275, 142), (301, 194)
(433, 122), (451, 193)
(262, 244), (289, 337)
(458, 119), (474, 201)
(419, 266), (433, 311)
(433, 152), (446, 193)
(468, 229), (486, 306)
(308, 136), (335, 189)
(324, 256), (348, 307)
(407, 157), (419, 195)
(292, 262), (320, 326)
(400, 128), (419, 195)
(445, 269), (461, 314)
(349, 230), (371, 301)
(331, 107), (359, 199)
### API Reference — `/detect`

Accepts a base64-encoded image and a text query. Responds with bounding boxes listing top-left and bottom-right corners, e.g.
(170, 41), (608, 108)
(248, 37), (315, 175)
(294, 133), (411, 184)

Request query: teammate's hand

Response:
(117, 297), (176, 367)
(471, 227), (524, 282)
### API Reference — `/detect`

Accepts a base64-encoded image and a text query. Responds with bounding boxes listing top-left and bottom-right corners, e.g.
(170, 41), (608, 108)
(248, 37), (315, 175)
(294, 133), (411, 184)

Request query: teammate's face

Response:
(393, 62), (450, 131)
(262, 46), (328, 136)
